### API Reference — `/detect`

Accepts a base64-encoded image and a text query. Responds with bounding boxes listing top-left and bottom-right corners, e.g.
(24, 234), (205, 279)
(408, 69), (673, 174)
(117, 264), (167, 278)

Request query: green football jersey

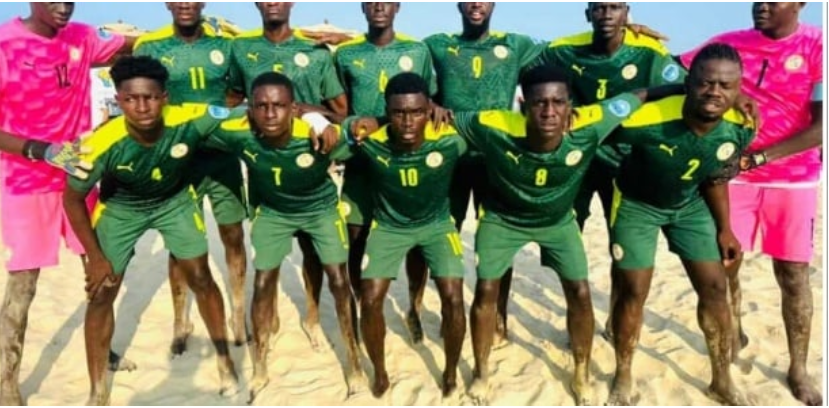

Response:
(229, 29), (344, 103)
(335, 33), (437, 116)
(133, 23), (233, 106)
(69, 104), (230, 209)
(343, 122), (467, 228)
(425, 31), (542, 111)
(533, 31), (686, 167)
(613, 95), (756, 209)
(453, 93), (642, 228)
(205, 112), (349, 216)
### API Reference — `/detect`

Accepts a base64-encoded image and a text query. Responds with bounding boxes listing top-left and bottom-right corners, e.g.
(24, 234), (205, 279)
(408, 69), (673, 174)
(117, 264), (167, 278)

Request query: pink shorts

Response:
(1, 189), (98, 272)
(729, 184), (818, 263)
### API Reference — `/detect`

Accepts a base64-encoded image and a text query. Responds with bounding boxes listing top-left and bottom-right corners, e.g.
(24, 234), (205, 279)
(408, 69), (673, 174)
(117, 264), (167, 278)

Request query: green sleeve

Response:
(193, 105), (233, 137)
(514, 34), (544, 70)
(526, 44), (561, 72)
(738, 126), (757, 152)
(202, 127), (241, 153)
(328, 128), (355, 161)
(132, 41), (150, 56)
(421, 50), (438, 97)
(451, 111), (486, 150)
(67, 149), (108, 195)
(333, 49), (349, 93)
(228, 43), (245, 94)
(319, 52), (346, 101)
(649, 53), (687, 86)
(592, 93), (644, 143)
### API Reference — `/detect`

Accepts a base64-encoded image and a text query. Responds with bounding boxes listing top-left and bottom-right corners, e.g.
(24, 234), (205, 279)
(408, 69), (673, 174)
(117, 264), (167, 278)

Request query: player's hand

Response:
(734, 94), (761, 129)
(311, 125), (340, 154)
(45, 140), (93, 180)
(739, 151), (768, 171)
(350, 117), (380, 144)
(84, 255), (117, 302)
(430, 103), (454, 131)
(717, 230), (741, 268)
(626, 23), (669, 42)
(301, 30), (353, 46)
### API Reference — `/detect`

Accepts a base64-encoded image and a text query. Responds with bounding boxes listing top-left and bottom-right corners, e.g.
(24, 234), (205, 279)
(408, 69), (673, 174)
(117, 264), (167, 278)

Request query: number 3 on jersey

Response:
(596, 79), (608, 100)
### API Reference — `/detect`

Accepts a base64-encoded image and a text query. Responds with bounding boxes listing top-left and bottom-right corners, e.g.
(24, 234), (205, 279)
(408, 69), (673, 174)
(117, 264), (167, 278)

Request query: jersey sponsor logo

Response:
(116, 162), (135, 173)
(398, 55), (414, 72)
(376, 155), (391, 168)
(170, 143), (189, 159)
(662, 63), (681, 82)
(243, 150), (259, 163)
(493, 45), (509, 59)
(296, 152), (315, 168)
(151, 167), (164, 181)
(571, 64), (586, 76)
(208, 105), (231, 119)
(361, 254), (370, 271)
(294, 52), (310, 68)
(426, 151), (444, 168)
(353, 59), (366, 69)
(611, 243), (624, 261)
(716, 142), (736, 161)
(505, 151), (522, 165)
(565, 150), (583, 166)
(69, 47), (82, 62)
(621, 64), (638, 80)
(658, 144), (678, 157)
(785, 54), (804, 72)
(210, 50), (225, 65)
(447, 46), (460, 56)
(97, 28), (113, 41)
(608, 99), (632, 118)
(160, 56), (175, 67)
(246, 52), (260, 62)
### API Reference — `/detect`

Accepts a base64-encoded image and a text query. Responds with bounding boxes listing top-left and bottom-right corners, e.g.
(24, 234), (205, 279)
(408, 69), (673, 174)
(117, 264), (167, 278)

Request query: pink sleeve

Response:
(0, 51), (6, 97)
(808, 31), (823, 84)
(86, 27), (126, 65)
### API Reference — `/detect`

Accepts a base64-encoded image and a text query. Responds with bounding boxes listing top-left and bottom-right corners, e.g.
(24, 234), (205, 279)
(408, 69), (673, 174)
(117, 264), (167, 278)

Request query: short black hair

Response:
(251, 71), (294, 100)
(520, 65), (571, 99)
(384, 72), (429, 102)
(110, 56), (169, 90)
(689, 43), (743, 79)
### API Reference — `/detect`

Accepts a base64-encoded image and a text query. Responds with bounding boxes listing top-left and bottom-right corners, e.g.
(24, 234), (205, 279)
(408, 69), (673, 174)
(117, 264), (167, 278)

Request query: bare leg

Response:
(607, 267), (653, 406)
(347, 225), (368, 301)
(494, 267), (513, 347)
(168, 256), (193, 356)
(178, 256), (238, 397)
(561, 279), (594, 406)
(603, 264), (622, 342)
(323, 263), (365, 396)
(217, 223), (248, 346)
(296, 232), (326, 350)
(724, 253), (748, 361)
(434, 278), (465, 397)
(405, 248), (428, 344)
(468, 278), (499, 405)
(85, 276), (124, 406)
(249, 267), (279, 403)
(773, 259), (822, 406)
(0, 271), (39, 406)
(360, 279), (392, 398)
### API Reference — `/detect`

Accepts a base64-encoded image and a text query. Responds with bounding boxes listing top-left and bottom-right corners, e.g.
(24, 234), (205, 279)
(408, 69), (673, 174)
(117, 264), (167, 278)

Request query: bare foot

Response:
(346, 371), (369, 397)
(0, 387), (23, 406)
(467, 378), (490, 406)
(247, 373), (270, 404)
(442, 373), (458, 398)
(406, 311), (424, 345)
(788, 373), (823, 406)
(170, 321), (194, 356)
(108, 350), (137, 372)
(570, 377), (593, 406)
(219, 366), (240, 398)
(707, 383), (751, 406)
(371, 373), (390, 398)
(301, 321), (329, 352)
(606, 376), (632, 406)
(86, 390), (110, 406)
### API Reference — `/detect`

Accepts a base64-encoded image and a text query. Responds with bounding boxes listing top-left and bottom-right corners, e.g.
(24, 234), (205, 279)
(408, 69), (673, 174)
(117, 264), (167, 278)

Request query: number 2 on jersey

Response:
(681, 159), (700, 181)
(189, 67), (206, 90)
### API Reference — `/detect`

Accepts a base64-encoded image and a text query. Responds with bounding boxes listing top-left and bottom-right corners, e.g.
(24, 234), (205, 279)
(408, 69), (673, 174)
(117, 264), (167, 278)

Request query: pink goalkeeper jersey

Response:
(0, 18), (125, 195)
(681, 24), (823, 187)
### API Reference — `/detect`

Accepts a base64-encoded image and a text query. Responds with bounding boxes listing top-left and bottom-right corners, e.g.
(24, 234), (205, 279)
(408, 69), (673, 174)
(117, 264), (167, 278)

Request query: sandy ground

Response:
(0, 191), (823, 406)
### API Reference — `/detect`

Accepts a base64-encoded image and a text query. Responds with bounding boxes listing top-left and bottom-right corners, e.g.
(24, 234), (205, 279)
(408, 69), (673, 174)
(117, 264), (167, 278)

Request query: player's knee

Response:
(568, 281), (592, 307)
(360, 290), (384, 312)
(327, 270), (349, 293)
(186, 265), (217, 293)
(88, 286), (119, 307)
(441, 287), (465, 313)
(774, 262), (810, 296)
(219, 223), (245, 249)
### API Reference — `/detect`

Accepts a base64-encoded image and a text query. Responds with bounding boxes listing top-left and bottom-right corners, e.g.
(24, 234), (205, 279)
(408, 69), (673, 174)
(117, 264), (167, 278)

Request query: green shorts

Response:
(610, 192), (720, 270)
(475, 214), (588, 281)
(341, 163), (372, 227)
(193, 152), (247, 226)
(361, 219), (465, 280)
(573, 159), (618, 232)
(250, 206), (349, 271)
(93, 189), (208, 275)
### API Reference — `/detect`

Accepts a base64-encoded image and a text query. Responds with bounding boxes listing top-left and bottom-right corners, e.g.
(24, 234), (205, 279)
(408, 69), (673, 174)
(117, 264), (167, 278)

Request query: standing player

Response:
(133, 1), (250, 352)
(229, 2), (348, 348)
(424, 1), (542, 346)
(205, 72), (363, 402)
(607, 44), (753, 406)
(680, 4), (823, 405)
(533, 2), (686, 339)
(334, 2), (437, 344)
(63, 56), (239, 405)
(345, 73), (467, 398)
(0, 3), (131, 405)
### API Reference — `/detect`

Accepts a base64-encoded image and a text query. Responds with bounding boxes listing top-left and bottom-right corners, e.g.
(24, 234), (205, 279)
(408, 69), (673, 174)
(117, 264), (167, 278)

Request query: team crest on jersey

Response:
(399, 56), (414, 72)
(208, 105), (231, 119)
(170, 143), (189, 159)
(622, 64), (638, 80)
(210, 50), (225, 65)
(361, 254), (370, 270)
(612, 244), (624, 261)
(294, 52), (310, 68)
(69, 47), (82, 62)
(426, 151), (444, 168)
(296, 153), (315, 168)
(339, 201), (352, 217)
(608, 99), (632, 118)
(662, 63), (681, 82)
(97, 28), (113, 41)
(565, 150), (583, 166)
(493, 45), (509, 60)
(785, 54), (804, 72)
(716, 142), (736, 161)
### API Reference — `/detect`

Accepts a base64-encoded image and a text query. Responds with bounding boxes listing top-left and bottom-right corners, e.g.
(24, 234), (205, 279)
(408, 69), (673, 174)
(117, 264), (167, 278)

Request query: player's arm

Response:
(449, 111), (489, 151)
(701, 181), (740, 267)
(0, 132), (93, 179)
(319, 51), (349, 123)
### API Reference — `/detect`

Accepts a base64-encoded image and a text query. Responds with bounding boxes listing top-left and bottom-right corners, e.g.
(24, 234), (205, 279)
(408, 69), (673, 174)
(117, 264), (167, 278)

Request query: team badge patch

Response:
(170, 143), (189, 159)
(399, 55), (414, 72)
(97, 28), (113, 41)
(339, 201), (352, 217)
(296, 153), (315, 168)
(716, 142), (736, 161)
(426, 151), (444, 168)
(622, 64), (638, 80)
(493, 45), (509, 59)
(612, 244), (624, 261)
(208, 105), (231, 119)
(662, 63), (681, 82)
(69, 47), (82, 62)
(565, 150), (583, 166)
(608, 99), (632, 118)
(361, 254), (370, 271)
(210, 50), (225, 65)
(294, 52), (310, 68)
(785, 55), (804, 72)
